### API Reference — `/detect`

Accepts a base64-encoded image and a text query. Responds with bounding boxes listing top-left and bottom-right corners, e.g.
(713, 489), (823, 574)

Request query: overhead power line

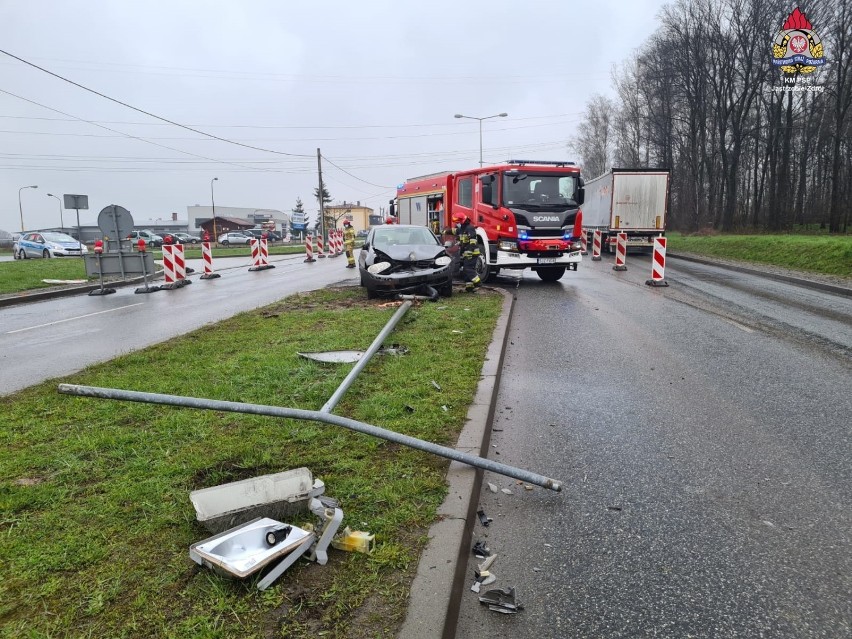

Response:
(0, 48), (313, 158)
(0, 89), (292, 174)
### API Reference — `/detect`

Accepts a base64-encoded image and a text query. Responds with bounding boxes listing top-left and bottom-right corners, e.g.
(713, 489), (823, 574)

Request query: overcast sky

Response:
(0, 0), (670, 232)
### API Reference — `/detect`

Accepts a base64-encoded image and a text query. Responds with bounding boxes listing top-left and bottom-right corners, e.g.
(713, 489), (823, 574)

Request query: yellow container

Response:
(331, 527), (375, 554)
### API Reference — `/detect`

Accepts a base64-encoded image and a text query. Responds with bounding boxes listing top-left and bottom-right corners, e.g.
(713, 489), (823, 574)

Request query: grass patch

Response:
(0, 258), (92, 294)
(667, 232), (852, 278)
(0, 287), (503, 638)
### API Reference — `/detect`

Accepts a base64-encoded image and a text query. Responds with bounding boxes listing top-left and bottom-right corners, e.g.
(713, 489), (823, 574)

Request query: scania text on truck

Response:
(582, 168), (670, 253)
(393, 160), (585, 282)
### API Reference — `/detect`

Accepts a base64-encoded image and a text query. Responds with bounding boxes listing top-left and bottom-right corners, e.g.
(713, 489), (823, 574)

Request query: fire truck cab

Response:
(395, 160), (585, 282)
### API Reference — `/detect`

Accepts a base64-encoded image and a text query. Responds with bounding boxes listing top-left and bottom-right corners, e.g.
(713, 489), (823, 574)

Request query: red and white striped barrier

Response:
(200, 241), (220, 279)
(580, 228), (588, 255)
(613, 232), (628, 271)
(645, 237), (669, 287)
(330, 229), (341, 257)
(304, 234), (316, 263)
(249, 238), (275, 271)
(317, 232), (326, 258)
(162, 244), (190, 288)
(591, 229), (602, 261)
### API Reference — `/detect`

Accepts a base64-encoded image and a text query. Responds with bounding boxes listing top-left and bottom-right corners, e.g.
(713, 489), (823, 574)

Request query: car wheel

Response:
(222, 240), (229, 246)
(43, 249), (51, 259)
(440, 280), (453, 298)
(17, 249), (25, 259)
(366, 286), (378, 299)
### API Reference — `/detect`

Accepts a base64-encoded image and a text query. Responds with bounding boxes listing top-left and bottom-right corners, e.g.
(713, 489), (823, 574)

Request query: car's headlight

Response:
(435, 255), (452, 267)
(367, 262), (391, 274)
(498, 239), (518, 251)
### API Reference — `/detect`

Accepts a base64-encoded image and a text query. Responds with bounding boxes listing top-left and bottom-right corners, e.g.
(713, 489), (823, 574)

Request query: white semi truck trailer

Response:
(583, 168), (670, 253)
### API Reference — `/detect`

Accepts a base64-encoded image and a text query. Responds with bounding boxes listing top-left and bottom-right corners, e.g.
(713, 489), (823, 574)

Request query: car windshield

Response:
(372, 227), (438, 250)
(42, 232), (78, 243)
(502, 172), (579, 207)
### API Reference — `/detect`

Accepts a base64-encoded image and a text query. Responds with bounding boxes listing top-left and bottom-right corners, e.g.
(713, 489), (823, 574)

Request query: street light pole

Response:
(211, 177), (219, 241)
(454, 112), (508, 167)
(47, 193), (64, 230)
(18, 185), (38, 232)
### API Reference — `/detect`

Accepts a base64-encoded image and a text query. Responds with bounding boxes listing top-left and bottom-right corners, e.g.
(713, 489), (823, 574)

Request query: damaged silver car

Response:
(358, 224), (453, 299)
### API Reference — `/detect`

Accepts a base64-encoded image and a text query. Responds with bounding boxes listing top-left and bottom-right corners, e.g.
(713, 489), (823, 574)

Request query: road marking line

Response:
(6, 303), (145, 334)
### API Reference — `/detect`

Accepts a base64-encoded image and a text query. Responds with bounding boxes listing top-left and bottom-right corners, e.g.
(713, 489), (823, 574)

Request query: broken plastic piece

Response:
(331, 527), (375, 554)
(431, 380), (442, 391)
(472, 540), (491, 558)
(477, 508), (493, 527)
(479, 586), (523, 614)
(478, 554), (497, 573)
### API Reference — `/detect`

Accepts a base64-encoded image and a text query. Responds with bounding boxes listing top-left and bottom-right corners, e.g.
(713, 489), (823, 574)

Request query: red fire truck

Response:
(393, 160), (585, 282)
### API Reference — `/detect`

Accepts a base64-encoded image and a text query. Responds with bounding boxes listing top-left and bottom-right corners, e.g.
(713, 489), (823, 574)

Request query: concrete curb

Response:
(398, 288), (514, 639)
(0, 270), (164, 308)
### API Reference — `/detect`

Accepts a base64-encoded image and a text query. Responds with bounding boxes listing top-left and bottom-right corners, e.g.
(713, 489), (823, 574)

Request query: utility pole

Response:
(316, 148), (325, 241)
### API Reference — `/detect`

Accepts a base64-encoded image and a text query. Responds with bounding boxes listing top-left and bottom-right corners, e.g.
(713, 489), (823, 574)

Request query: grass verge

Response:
(0, 287), (504, 638)
(667, 232), (852, 278)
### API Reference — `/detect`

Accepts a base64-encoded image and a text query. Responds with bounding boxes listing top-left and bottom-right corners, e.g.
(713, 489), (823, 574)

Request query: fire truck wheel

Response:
(535, 266), (566, 282)
(475, 241), (495, 282)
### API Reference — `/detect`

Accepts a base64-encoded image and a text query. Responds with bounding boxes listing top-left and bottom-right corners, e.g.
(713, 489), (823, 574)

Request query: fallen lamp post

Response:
(57, 383), (563, 492)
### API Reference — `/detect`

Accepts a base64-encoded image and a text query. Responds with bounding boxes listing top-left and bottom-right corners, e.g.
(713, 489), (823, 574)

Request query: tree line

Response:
(572, 0), (851, 233)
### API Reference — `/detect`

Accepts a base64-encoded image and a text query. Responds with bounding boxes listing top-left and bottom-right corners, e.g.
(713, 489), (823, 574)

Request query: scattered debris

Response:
(472, 540), (491, 558)
(431, 380), (442, 391)
(452, 329), (464, 334)
(607, 505), (622, 512)
(487, 482), (498, 493)
(477, 508), (493, 527)
(331, 527), (376, 554)
(479, 586), (523, 614)
(501, 488), (513, 495)
(378, 343), (409, 356)
(298, 350), (365, 364)
(523, 484), (534, 491)
(478, 554), (497, 573)
(441, 405), (448, 412)
(404, 405), (415, 413)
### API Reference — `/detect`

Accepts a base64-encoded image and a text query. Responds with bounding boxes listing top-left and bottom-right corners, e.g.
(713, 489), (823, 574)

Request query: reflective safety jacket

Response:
(343, 226), (356, 248)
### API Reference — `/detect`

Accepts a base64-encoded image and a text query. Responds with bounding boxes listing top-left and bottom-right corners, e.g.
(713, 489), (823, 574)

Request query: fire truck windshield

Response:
(502, 172), (579, 208)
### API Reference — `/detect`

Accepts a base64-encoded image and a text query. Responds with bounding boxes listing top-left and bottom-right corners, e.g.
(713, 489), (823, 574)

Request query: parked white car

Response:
(14, 232), (88, 259)
(217, 232), (252, 245)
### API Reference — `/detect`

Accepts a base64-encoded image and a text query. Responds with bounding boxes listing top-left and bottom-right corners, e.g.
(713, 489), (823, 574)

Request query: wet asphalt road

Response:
(0, 254), (357, 396)
(455, 255), (851, 638)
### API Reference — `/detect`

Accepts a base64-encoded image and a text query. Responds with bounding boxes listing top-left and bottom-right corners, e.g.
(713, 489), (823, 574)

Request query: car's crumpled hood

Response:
(377, 244), (444, 262)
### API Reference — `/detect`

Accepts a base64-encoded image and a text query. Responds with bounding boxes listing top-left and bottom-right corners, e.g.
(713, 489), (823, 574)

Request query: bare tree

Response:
(571, 94), (616, 178)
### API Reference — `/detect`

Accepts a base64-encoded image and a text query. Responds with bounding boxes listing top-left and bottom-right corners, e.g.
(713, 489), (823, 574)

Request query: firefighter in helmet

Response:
(452, 212), (482, 292)
(343, 219), (356, 268)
